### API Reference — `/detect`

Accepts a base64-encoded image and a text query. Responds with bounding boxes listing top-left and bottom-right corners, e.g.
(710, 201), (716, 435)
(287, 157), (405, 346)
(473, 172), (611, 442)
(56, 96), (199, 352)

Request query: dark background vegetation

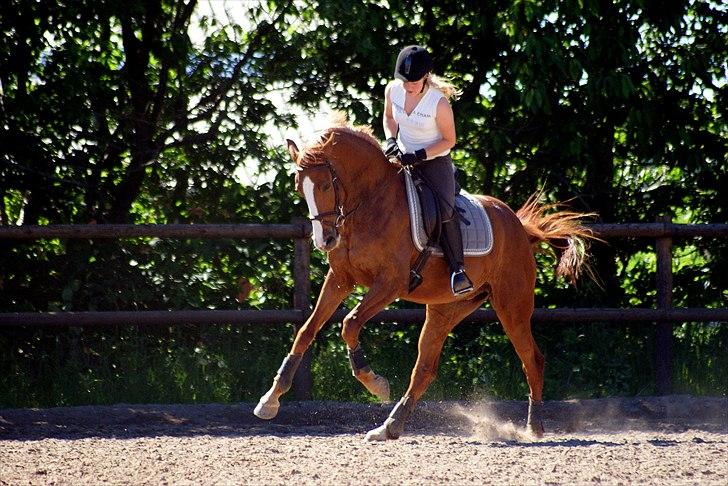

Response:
(1, 0), (726, 407)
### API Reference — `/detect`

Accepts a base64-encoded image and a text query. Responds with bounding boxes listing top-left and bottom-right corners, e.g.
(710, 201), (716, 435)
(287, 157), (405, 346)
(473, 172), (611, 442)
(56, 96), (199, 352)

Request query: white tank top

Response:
(390, 81), (450, 159)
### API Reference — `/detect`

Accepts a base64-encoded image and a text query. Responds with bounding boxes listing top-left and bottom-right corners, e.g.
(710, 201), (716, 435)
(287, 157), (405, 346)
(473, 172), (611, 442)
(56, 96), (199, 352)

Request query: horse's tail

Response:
(516, 193), (600, 285)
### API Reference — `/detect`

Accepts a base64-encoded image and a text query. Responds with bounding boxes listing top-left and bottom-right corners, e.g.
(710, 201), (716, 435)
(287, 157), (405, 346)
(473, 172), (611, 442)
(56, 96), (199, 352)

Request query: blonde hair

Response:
(426, 73), (461, 100)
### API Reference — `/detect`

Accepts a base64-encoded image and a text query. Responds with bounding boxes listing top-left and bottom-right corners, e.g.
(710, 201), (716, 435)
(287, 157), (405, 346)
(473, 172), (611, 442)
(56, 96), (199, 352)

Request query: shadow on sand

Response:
(1, 395), (725, 442)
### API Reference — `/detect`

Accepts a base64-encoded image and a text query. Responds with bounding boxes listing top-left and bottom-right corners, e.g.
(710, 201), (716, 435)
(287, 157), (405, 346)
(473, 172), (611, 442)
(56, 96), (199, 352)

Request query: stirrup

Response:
(451, 269), (473, 295)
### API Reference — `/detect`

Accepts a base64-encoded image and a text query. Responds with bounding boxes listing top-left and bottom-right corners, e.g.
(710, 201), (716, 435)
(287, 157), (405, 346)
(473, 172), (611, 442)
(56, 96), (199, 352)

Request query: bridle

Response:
(300, 160), (359, 229)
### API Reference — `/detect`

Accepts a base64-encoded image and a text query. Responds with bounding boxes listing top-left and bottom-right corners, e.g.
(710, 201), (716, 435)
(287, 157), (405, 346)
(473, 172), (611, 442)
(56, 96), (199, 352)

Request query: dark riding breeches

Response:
(416, 155), (457, 221)
(415, 155), (464, 273)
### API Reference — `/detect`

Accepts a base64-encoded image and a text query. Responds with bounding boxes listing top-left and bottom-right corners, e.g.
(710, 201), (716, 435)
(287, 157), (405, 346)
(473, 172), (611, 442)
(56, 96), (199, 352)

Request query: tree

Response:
(289, 0), (726, 306)
(1, 0), (725, 406)
(0, 0), (299, 225)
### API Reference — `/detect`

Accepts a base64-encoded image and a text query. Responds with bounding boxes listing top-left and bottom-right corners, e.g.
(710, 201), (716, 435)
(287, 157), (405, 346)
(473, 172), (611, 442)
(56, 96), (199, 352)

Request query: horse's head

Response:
(288, 138), (345, 252)
(287, 122), (392, 253)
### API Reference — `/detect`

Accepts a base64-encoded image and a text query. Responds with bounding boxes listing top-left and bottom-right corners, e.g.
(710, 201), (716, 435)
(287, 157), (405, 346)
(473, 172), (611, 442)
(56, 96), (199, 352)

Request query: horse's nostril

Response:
(325, 236), (336, 247)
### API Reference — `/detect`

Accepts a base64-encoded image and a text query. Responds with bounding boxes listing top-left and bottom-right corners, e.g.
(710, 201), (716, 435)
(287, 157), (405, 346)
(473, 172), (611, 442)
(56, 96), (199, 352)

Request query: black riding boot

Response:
(440, 218), (473, 295)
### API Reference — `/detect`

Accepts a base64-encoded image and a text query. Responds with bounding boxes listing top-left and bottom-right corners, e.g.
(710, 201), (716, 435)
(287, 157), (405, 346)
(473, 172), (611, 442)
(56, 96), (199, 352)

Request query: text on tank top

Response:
(390, 81), (450, 159)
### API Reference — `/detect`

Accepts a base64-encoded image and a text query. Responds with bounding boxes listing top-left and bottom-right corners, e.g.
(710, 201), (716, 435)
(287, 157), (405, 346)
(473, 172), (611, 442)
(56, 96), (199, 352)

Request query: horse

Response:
(254, 121), (595, 441)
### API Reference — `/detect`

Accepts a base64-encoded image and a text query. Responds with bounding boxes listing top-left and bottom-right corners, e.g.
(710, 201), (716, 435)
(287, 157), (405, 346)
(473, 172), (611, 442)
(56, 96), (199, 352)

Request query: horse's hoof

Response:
(528, 421), (545, 438)
(365, 417), (401, 442)
(372, 375), (391, 403)
(364, 423), (390, 442)
(253, 397), (279, 420)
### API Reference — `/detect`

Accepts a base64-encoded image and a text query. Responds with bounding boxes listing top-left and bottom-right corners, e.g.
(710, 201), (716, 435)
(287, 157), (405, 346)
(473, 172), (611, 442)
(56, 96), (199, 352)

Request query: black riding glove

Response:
(400, 149), (427, 166)
(383, 137), (401, 158)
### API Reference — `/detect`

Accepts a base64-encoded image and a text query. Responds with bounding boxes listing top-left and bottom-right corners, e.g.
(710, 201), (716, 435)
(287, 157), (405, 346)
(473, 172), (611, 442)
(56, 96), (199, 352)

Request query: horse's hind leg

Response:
(491, 283), (545, 437)
(254, 269), (352, 420)
(366, 294), (487, 441)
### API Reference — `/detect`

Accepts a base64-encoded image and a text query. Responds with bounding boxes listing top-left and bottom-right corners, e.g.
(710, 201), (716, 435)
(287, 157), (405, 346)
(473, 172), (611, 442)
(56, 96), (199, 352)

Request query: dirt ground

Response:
(1, 395), (726, 485)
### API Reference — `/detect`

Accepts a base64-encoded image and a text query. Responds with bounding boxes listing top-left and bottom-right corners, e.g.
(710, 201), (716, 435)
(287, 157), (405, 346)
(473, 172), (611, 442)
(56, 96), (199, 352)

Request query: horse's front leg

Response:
(341, 282), (400, 402)
(254, 269), (352, 420)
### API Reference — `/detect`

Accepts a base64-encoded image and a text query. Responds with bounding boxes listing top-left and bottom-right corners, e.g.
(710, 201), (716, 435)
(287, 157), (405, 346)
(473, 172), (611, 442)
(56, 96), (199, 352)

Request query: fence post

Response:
(292, 218), (313, 399)
(655, 215), (674, 395)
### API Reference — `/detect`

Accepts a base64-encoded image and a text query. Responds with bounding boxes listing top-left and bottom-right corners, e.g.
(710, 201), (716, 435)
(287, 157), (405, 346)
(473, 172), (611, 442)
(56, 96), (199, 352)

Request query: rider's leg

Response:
(441, 216), (473, 294)
(418, 156), (473, 295)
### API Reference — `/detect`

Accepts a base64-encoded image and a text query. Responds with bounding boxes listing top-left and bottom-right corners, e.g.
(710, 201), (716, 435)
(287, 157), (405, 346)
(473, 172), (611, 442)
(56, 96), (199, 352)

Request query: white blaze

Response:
(302, 176), (325, 249)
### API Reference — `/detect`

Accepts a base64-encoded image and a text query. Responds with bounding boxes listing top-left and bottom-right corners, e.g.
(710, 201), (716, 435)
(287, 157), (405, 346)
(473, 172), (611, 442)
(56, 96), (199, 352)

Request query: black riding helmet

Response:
(394, 45), (433, 82)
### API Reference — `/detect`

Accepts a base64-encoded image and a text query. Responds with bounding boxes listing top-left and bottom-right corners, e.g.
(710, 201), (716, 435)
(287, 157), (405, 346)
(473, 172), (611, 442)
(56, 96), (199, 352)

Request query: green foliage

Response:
(0, 323), (293, 407)
(1, 0), (726, 407)
(673, 323), (728, 394)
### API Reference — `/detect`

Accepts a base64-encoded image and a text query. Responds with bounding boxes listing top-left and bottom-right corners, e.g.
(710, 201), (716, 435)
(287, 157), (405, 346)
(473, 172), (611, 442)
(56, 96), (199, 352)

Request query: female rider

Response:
(382, 45), (473, 295)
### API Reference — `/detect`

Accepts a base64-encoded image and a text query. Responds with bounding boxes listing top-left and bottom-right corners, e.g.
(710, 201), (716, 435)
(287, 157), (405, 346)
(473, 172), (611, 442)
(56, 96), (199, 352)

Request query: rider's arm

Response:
(421, 97), (456, 158)
(383, 81), (398, 139)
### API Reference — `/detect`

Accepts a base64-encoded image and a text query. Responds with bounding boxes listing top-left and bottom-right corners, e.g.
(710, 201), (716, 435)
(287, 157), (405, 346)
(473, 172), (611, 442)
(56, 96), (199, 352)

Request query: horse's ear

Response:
(286, 139), (300, 163)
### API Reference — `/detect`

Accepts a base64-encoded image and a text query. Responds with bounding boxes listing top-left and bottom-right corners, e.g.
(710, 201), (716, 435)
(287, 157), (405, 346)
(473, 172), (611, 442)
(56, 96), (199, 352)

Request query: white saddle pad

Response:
(404, 170), (494, 256)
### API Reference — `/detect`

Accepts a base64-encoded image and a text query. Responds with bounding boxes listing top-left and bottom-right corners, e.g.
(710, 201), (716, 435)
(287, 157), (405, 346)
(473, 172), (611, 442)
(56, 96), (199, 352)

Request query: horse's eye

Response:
(321, 182), (331, 191)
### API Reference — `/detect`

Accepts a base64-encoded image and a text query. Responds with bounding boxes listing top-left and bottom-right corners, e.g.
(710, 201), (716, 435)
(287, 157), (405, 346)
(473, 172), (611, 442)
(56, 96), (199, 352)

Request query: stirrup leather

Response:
(451, 269), (473, 295)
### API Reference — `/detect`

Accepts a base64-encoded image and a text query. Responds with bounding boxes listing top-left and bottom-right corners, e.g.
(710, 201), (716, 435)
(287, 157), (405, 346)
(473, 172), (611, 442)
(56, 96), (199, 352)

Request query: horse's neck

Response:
(349, 162), (397, 201)
(339, 158), (408, 241)
(330, 139), (394, 204)
(326, 136), (408, 244)
(340, 150), (399, 207)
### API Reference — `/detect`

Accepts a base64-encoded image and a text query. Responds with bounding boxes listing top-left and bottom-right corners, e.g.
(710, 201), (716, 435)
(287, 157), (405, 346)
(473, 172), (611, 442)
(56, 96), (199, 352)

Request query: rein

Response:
(307, 160), (359, 229)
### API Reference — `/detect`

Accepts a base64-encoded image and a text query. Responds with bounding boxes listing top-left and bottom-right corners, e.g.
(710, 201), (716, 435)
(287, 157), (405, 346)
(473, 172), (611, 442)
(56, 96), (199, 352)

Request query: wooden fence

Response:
(1, 219), (727, 397)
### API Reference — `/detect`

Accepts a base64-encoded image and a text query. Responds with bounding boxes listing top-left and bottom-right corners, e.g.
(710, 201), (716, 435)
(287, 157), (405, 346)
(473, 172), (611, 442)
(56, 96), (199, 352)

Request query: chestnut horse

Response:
(254, 122), (594, 441)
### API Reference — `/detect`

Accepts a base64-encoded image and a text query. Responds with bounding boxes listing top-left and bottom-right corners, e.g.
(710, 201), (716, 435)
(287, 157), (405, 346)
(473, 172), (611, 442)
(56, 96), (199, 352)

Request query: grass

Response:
(1, 321), (725, 408)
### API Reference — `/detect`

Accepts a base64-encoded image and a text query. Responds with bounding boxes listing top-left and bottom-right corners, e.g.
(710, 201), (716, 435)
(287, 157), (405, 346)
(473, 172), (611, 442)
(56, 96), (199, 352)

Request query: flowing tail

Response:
(516, 194), (600, 285)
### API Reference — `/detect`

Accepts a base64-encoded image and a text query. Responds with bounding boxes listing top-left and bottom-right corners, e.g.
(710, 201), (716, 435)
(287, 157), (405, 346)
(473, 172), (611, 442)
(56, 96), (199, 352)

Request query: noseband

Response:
(306, 160), (358, 229)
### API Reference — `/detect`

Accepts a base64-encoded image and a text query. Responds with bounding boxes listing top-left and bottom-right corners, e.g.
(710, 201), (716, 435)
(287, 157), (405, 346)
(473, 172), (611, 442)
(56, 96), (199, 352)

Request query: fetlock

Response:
(348, 345), (372, 376)
(275, 353), (303, 393)
(384, 395), (416, 439)
(527, 396), (545, 437)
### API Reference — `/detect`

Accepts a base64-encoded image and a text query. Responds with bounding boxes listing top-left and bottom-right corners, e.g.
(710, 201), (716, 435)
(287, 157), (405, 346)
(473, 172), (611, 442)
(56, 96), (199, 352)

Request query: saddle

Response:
(404, 168), (493, 291)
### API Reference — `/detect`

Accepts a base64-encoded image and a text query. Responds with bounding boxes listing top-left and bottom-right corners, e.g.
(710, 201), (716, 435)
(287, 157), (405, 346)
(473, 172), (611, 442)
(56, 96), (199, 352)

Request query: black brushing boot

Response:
(441, 218), (473, 295)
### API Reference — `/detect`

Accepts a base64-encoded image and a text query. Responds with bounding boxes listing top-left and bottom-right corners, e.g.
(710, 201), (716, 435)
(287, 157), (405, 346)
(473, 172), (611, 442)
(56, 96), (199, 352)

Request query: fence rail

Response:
(589, 223), (728, 238)
(0, 223), (310, 239)
(2, 222), (728, 239)
(1, 307), (727, 327)
(1, 220), (727, 397)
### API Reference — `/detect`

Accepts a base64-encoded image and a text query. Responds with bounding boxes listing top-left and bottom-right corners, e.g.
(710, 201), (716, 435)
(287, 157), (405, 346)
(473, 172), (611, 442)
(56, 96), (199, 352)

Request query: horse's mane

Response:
(299, 112), (381, 168)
